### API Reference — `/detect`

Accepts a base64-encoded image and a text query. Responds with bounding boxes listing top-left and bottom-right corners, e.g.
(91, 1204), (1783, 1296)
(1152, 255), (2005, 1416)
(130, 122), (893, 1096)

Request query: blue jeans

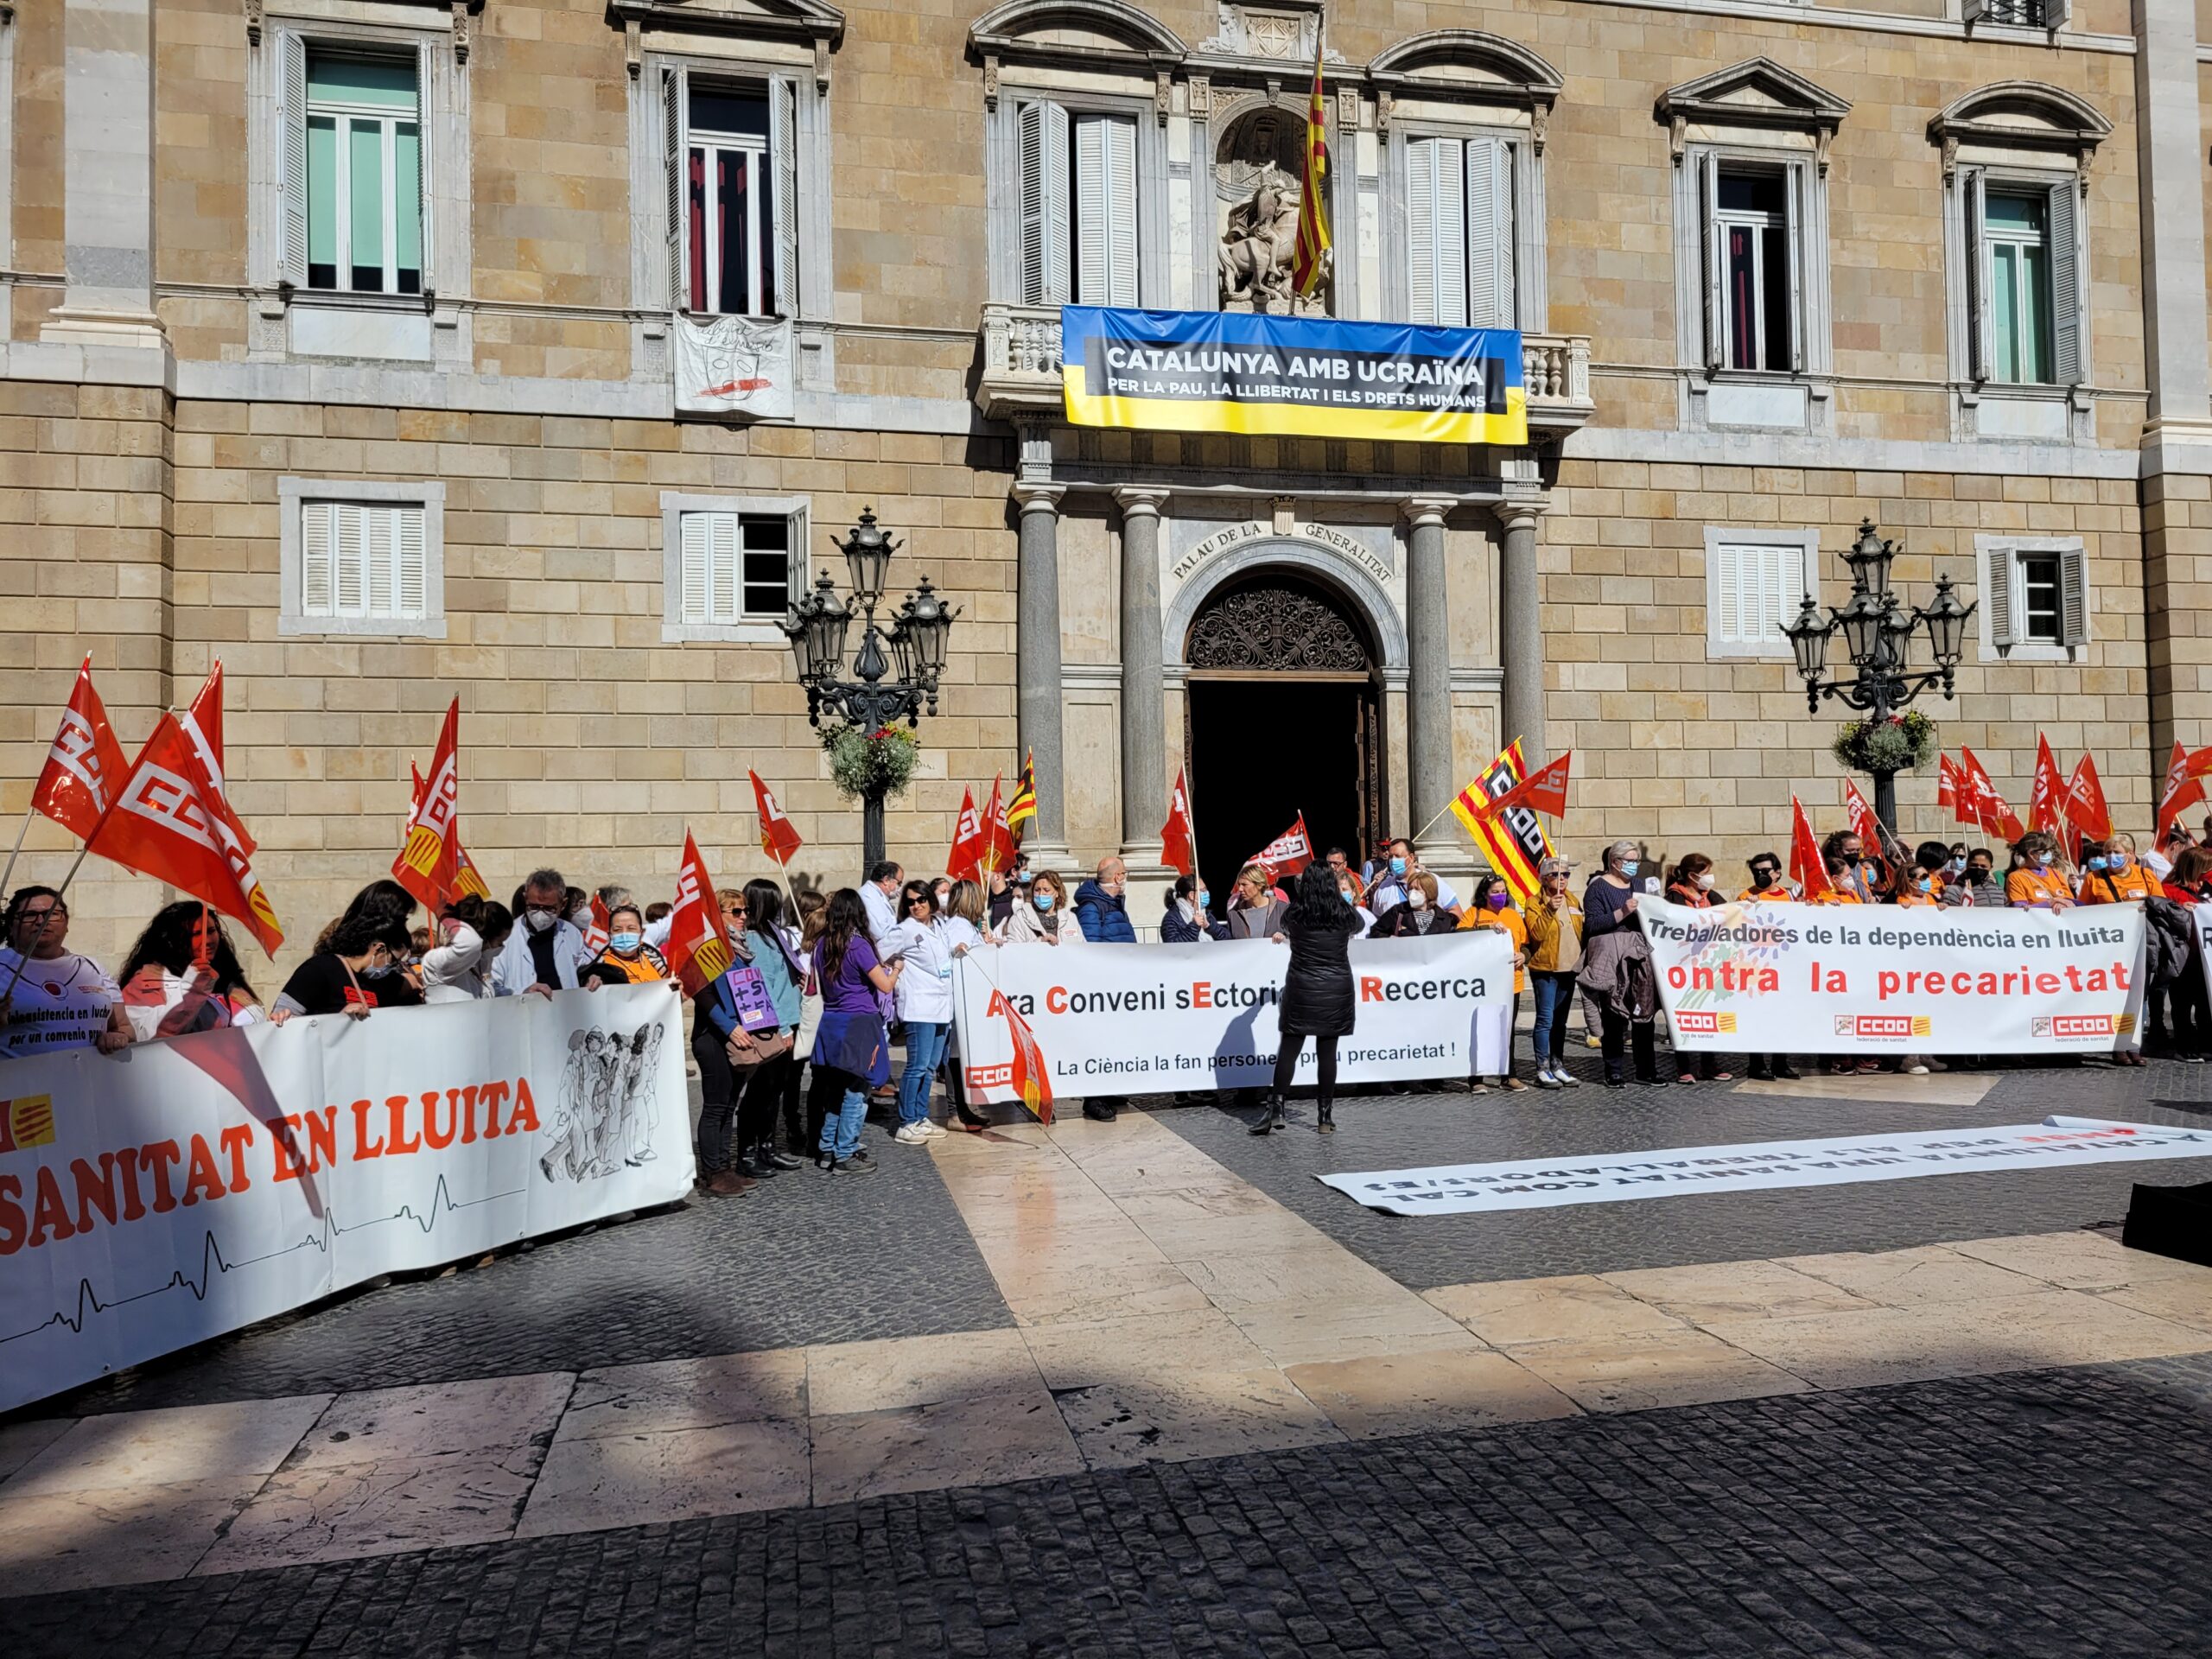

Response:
(898, 1021), (949, 1125)
(819, 1072), (868, 1161)
(1530, 971), (1578, 1066)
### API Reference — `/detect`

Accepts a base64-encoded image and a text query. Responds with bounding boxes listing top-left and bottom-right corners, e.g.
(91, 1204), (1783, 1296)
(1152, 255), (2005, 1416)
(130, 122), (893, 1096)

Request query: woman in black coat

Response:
(1253, 863), (1363, 1136)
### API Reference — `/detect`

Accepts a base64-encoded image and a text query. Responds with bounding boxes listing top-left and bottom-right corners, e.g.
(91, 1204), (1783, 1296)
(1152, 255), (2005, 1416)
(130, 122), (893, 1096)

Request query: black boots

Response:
(1249, 1094), (1285, 1135)
(1317, 1101), (1335, 1135)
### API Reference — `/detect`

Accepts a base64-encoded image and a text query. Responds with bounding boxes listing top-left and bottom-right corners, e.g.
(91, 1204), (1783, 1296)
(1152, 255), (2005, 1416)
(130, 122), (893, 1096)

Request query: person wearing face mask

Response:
(1658, 856), (1734, 1084)
(1738, 854), (1794, 904)
(2078, 835), (2158, 904)
(421, 895), (512, 1002)
(1521, 857), (1584, 1088)
(118, 900), (264, 1040)
(271, 911), (415, 1021)
(2005, 833), (2076, 911)
(1458, 874), (1530, 1091)
(493, 867), (595, 996)
(0, 887), (134, 1057)
(1369, 869), (1449, 937)
(1249, 864), (1364, 1135)
(883, 880), (956, 1145)
(1580, 840), (1665, 1088)
(1001, 868), (1084, 944)
(1334, 870), (1376, 935)
(1074, 856), (1140, 944)
(1161, 874), (1229, 942)
(583, 903), (671, 986)
(1365, 838), (1461, 917)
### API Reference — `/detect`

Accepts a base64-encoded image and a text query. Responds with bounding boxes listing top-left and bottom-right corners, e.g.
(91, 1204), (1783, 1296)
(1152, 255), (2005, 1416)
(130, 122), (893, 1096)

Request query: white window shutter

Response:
(1698, 150), (1722, 370)
(1464, 138), (1513, 329)
(1963, 169), (1990, 384)
(414, 40), (435, 285)
(1713, 544), (1744, 646)
(1406, 137), (1440, 326)
(1018, 102), (1071, 308)
(1073, 116), (1106, 306)
(395, 507), (427, 618)
(664, 65), (688, 312)
(2049, 178), (2082, 388)
(770, 76), (799, 318)
(680, 513), (709, 623)
(782, 506), (807, 611)
(302, 501), (334, 615)
(1103, 117), (1138, 307)
(365, 506), (397, 617)
(1783, 161), (1806, 372)
(709, 512), (738, 622)
(1433, 137), (1467, 329)
(2058, 544), (2088, 646)
(1984, 542), (2014, 647)
(2044, 0), (2071, 27)
(278, 32), (308, 286)
(334, 504), (367, 616)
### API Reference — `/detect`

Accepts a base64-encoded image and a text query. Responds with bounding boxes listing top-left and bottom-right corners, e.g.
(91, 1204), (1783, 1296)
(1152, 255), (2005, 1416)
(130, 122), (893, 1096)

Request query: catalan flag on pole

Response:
(1291, 26), (1330, 298)
(1006, 749), (1039, 841)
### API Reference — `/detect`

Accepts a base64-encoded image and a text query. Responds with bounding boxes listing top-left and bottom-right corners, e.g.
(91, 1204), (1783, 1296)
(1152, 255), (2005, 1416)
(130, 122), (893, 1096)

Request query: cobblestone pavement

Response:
(1164, 1061), (2212, 1288)
(54, 1123), (1010, 1414)
(13, 1354), (2211, 1657)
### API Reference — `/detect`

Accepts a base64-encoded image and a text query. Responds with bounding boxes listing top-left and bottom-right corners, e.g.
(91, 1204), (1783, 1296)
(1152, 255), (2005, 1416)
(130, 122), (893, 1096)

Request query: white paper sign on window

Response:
(672, 314), (795, 419)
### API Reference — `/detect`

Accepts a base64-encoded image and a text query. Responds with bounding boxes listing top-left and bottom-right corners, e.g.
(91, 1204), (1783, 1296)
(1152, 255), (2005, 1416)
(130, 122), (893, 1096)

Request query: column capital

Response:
(1401, 494), (1456, 530)
(1491, 495), (1550, 534)
(1012, 480), (1065, 513)
(1112, 485), (1171, 517)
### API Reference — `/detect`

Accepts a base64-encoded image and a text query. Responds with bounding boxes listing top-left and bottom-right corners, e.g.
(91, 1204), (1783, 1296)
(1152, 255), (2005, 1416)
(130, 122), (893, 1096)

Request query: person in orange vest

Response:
(2077, 833), (2158, 904)
(1460, 873), (1529, 1092)
(1734, 852), (1800, 1081)
(2005, 832), (2075, 911)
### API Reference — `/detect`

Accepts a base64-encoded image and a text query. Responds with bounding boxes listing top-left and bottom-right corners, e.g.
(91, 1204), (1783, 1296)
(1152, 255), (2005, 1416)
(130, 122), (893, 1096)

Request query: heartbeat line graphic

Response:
(0, 1173), (528, 1350)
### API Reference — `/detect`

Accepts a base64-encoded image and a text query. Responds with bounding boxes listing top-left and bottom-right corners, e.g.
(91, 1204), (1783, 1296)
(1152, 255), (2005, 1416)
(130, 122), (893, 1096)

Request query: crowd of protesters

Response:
(2, 807), (2203, 1179)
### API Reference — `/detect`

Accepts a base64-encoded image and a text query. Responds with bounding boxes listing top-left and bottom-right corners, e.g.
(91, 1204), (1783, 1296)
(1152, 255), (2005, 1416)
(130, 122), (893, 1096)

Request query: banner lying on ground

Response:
(950, 934), (1513, 1103)
(1059, 307), (1527, 445)
(1321, 1117), (2212, 1217)
(1640, 897), (2145, 1055)
(0, 984), (690, 1412)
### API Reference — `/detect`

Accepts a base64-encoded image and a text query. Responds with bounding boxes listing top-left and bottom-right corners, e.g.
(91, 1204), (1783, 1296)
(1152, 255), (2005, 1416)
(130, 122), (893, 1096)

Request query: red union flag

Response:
(408, 763), (490, 903)
(392, 700), (464, 910)
(2063, 753), (2111, 842)
(180, 663), (255, 858)
(1958, 746), (2024, 843)
(664, 830), (732, 995)
(2158, 741), (2205, 841)
(2029, 734), (2069, 836)
(999, 991), (1054, 1125)
(1250, 812), (1313, 881)
(91, 714), (284, 957)
(32, 657), (130, 843)
(1160, 767), (1196, 879)
(1484, 750), (1573, 823)
(1789, 795), (1835, 901)
(1936, 752), (1961, 814)
(980, 773), (1018, 875)
(751, 770), (803, 864)
(946, 786), (986, 882)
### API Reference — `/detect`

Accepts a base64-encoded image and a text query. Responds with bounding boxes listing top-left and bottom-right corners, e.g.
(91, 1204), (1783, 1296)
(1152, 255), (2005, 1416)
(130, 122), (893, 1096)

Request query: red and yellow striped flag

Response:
(1290, 29), (1331, 298)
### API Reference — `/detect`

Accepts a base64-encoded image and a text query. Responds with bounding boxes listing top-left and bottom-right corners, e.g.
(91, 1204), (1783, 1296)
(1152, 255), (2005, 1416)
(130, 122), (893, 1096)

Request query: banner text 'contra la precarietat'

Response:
(1060, 308), (1527, 445)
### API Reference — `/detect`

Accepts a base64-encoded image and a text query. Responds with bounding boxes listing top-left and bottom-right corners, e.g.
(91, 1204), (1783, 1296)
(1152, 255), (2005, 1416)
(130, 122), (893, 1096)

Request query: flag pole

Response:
(0, 799), (116, 1016)
(0, 798), (37, 901)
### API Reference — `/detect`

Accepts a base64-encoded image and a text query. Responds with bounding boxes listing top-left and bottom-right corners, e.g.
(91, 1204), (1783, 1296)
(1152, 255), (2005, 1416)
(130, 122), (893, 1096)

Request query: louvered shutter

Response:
(1433, 138), (1467, 328)
(365, 505), (397, 617)
(395, 507), (428, 619)
(1406, 137), (1440, 325)
(334, 504), (367, 616)
(2044, 0), (2071, 26)
(1984, 542), (2014, 648)
(414, 40), (435, 287)
(1073, 117), (1106, 305)
(1713, 543), (1745, 646)
(1783, 160), (1806, 372)
(782, 505), (808, 612)
(2048, 178), (2082, 388)
(278, 32), (308, 286)
(1777, 541), (1808, 643)
(302, 501), (334, 616)
(1963, 169), (1990, 384)
(1018, 101), (1071, 308)
(2057, 543), (2088, 646)
(709, 512), (738, 623)
(1698, 150), (1722, 370)
(664, 66), (689, 311)
(1464, 137), (1514, 329)
(770, 76), (799, 318)
(679, 513), (709, 623)
(1102, 116), (1138, 306)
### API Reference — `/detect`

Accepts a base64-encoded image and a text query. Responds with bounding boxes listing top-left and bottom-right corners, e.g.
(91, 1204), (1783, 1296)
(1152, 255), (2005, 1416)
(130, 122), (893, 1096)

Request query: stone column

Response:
(2135, 0), (2211, 427)
(1115, 488), (1170, 857)
(1014, 480), (1071, 867)
(41, 0), (166, 349)
(1402, 496), (1455, 842)
(1494, 498), (1548, 765)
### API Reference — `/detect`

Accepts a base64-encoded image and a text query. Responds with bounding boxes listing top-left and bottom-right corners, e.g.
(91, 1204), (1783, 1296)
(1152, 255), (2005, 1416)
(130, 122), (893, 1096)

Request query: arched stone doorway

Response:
(1183, 569), (1382, 903)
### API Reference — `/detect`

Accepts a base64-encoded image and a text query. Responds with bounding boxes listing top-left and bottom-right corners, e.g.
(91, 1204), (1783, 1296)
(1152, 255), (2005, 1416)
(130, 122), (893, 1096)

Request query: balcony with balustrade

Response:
(975, 303), (1595, 435)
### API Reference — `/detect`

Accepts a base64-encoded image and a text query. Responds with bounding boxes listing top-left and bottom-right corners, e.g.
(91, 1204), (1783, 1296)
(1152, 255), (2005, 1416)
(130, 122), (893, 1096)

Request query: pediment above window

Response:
(1656, 58), (1850, 167)
(1366, 30), (1561, 145)
(1928, 81), (2110, 175)
(613, 0), (845, 87)
(970, 0), (1187, 68)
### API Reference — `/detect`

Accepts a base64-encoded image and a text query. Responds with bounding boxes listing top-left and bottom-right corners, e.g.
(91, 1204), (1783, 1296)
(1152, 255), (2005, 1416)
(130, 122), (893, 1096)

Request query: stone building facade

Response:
(3, 0), (2210, 970)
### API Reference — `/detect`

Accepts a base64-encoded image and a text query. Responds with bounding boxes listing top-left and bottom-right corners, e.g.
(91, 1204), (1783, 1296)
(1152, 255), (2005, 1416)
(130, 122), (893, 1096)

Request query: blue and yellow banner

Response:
(1061, 307), (1525, 446)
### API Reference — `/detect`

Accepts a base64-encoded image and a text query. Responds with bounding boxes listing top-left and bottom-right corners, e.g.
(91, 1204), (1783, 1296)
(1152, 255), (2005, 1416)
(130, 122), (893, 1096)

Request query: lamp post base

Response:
(1873, 768), (1898, 841)
(862, 791), (887, 875)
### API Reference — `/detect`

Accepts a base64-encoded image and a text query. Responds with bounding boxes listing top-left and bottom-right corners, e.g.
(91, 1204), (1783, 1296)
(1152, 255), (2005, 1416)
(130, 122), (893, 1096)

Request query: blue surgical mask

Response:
(1197, 890), (1210, 910)
(2086, 857), (2108, 874)
(2113, 852), (2133, 868)
(1389, 855), (1407, 876)
(1619, 861), (1639, 879)
(610, 931), (642, 953)
(1033, 893), (1054, 912)
(2031, 854), (2050, 870)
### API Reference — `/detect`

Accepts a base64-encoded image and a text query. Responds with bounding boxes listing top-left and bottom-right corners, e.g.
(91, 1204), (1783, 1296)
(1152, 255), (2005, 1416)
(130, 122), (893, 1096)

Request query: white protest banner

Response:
(950, 933), (1512, 1103)
(0, 983), (691, 1412)
(1321, 1117), (2212, 1217)
(1640, 896), (2144, 1056)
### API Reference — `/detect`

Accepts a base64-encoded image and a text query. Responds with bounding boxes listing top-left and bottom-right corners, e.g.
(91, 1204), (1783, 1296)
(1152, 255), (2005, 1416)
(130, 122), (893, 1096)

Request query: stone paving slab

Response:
(11, 1356), (2212, 1656)
(1162, 1063), (2212, 1288)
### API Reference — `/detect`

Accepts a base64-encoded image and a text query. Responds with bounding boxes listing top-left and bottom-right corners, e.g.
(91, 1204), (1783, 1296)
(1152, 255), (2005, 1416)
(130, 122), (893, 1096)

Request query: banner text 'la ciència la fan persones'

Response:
(1639, 897), (2145, 1056)
(950, 932), (1514, 1104)
(0, 983), (694, 1412)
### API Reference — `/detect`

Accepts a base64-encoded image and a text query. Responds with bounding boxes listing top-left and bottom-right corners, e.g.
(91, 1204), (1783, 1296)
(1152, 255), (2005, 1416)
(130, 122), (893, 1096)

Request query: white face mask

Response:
(1408, 890), (1427, 911)
(1695, 873), (1715, 891)
(525, 907), (559, 933)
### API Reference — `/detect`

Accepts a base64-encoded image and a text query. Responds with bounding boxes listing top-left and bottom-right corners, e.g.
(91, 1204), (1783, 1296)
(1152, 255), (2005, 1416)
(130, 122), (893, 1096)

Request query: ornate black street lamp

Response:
(780, 509), (957, 868)
(1782, 518), (1974, 830)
